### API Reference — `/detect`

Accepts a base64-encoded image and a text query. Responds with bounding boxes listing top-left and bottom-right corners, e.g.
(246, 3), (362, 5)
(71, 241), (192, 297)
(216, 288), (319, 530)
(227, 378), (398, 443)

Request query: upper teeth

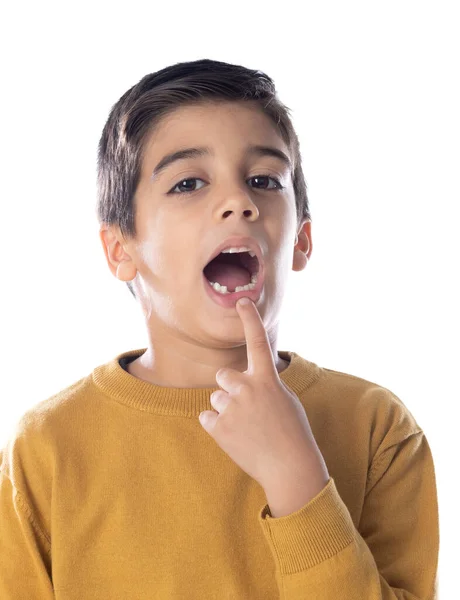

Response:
(209, 245), (260, 295)
(221, 246), (256, 257)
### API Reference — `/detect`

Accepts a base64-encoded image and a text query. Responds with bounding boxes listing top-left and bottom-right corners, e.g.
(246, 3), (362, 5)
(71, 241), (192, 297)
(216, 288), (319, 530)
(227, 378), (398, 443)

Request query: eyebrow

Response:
(150, 145), (292, 181)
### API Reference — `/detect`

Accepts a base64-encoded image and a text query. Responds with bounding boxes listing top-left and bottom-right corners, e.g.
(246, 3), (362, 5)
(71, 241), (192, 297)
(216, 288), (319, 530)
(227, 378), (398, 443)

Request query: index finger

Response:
(236, 297), (277, 376)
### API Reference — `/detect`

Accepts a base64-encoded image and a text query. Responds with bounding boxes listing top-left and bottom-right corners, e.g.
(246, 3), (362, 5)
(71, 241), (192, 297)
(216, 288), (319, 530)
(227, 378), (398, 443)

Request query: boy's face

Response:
(102, 100), (311, 355)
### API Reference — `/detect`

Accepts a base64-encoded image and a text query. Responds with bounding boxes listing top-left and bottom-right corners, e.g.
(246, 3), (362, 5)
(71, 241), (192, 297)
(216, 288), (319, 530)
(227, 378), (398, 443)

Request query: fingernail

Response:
(238, 298), (251, 306)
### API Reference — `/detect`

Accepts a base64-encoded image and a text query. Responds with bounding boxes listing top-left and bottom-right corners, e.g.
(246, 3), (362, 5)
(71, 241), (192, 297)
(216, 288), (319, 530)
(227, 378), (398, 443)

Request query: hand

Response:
(199, 298), (329, 496)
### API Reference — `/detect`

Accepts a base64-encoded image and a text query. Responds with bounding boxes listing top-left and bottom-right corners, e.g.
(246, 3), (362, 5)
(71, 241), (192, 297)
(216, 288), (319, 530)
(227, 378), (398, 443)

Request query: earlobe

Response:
(292, 221), (312, 272)
(100, 226), (137, 282)
(116, 261), (137, 283)
(292, 250), (308, 272)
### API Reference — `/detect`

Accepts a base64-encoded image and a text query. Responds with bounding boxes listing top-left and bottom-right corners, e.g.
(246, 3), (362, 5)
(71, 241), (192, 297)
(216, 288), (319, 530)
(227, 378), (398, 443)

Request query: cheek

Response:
(138, 232), (166, 274)
(138, 236), (194, 298)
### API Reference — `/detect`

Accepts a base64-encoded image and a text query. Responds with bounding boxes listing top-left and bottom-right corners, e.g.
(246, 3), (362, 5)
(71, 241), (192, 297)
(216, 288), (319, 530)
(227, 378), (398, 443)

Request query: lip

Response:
(202, 263), (265, 308)
(203, 235), (264, 272)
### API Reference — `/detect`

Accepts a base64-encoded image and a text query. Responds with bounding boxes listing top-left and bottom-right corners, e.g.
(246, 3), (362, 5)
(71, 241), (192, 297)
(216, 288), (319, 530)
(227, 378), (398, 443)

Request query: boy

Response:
(0, 59), (439, 599)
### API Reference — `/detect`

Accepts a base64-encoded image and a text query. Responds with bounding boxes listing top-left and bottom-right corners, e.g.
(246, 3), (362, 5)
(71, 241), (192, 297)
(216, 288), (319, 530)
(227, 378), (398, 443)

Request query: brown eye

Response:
(167, 174), (284, 195)
(169, 178), (206, 194)
(249, 175), (283, 190)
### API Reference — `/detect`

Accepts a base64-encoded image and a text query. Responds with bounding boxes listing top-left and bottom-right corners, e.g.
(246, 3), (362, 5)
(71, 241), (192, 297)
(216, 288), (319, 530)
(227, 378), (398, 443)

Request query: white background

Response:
(1, 0), (458, 595)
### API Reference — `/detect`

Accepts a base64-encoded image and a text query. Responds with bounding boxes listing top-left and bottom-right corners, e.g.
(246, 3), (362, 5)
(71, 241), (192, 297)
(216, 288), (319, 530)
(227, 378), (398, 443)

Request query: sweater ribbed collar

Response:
(91, 348), (322, 416)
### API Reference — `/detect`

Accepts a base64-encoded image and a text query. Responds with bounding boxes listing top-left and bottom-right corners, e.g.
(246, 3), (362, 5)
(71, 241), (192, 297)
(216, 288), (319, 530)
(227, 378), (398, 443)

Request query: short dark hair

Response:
(96, 58), (311, 299)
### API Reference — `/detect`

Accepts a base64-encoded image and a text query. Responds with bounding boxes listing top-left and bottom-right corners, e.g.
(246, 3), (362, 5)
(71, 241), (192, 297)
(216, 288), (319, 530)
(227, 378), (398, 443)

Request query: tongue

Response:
(205, 262), (251, 292)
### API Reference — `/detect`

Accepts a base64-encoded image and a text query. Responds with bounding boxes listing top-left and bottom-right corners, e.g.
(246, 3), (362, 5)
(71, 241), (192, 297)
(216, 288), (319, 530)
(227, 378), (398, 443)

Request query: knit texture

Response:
(0, 348), (439, 599)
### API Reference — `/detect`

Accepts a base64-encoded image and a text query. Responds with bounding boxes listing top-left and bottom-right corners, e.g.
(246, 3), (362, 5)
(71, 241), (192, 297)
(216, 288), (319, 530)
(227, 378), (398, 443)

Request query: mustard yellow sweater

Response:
(0, 348), (439, 599)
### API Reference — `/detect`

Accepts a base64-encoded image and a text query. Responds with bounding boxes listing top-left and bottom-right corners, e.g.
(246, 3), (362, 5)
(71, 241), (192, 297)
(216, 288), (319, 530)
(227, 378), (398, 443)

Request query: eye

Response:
(167, 174), (284, 195)
(250, 175), (284, 190)
(169, 178), (207, 194)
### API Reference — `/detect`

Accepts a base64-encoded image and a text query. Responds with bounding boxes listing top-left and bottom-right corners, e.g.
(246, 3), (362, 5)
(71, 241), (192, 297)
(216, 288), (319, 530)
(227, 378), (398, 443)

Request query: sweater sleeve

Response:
(257, 431), (439, 599)
(0, 452), (55, 598)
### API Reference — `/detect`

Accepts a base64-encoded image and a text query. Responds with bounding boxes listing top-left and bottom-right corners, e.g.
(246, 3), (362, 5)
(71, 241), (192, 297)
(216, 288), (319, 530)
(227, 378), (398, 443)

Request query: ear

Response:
(292, 220), (312, 272)
(99, 225), (137, 283)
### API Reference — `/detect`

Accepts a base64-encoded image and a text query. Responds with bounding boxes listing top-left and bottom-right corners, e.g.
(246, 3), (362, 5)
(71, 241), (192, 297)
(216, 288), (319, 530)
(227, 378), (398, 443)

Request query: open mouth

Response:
(203, 250), (260, 295)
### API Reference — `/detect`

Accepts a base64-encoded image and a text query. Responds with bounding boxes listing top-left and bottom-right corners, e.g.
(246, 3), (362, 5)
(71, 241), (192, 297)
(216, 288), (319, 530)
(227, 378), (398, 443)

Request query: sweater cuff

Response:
(258, 477), (356, 573)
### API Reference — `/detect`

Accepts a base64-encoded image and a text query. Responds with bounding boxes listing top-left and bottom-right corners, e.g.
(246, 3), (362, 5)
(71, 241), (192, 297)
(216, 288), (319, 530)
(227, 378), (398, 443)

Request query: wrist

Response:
(263, 455), (330, 518)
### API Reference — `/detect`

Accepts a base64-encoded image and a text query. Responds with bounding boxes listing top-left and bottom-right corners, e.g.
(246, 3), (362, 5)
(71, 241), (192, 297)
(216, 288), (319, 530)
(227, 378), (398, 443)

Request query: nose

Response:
(217, 191), (260, 221)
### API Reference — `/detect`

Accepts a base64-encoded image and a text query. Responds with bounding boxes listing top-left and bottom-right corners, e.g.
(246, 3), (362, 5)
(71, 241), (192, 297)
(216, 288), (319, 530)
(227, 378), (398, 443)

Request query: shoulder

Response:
(317, 364), (423, 452)
(0, 373), (92, 482)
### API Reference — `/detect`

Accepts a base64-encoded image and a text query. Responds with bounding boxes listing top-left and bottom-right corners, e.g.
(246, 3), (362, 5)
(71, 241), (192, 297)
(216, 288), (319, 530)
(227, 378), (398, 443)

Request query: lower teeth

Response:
(207, 273), (258, 295)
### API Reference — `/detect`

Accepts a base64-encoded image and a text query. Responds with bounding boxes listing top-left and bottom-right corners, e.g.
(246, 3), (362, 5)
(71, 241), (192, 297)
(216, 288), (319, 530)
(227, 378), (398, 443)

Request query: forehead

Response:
(144, 100), (289, 156)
